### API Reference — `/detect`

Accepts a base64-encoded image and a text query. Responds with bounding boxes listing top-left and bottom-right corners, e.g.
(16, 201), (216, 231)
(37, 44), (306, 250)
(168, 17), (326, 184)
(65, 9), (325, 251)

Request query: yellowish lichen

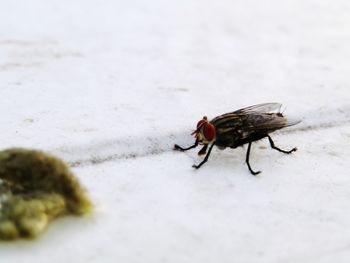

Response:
(0, 148), (92, 240)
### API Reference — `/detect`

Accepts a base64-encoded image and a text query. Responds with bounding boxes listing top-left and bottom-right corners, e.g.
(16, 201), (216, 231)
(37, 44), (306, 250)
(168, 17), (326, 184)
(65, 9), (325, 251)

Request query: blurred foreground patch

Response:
(0, 148), (92, 240)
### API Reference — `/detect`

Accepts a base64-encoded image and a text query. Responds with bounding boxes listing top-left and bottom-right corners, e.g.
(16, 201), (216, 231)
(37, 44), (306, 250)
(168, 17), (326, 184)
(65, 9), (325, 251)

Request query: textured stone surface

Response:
(1, 0), (350, 262)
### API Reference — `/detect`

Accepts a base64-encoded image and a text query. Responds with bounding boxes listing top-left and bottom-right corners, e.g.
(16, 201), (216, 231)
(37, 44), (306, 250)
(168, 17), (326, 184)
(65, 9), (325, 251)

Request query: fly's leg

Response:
(174, 138), (199, 151)
(198, 144), (208, 155)
(246, 141), (261, 175)
(192, 142), (216, 169)
(267, 135), (297, 154)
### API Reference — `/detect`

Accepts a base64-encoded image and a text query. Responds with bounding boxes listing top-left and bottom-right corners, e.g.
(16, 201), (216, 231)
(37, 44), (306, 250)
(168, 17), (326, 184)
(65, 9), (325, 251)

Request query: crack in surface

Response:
(64, 112), (350, 168)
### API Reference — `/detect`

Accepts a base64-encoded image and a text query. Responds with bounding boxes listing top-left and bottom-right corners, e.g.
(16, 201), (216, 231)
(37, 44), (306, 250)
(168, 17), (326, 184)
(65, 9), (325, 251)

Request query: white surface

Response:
(1, 0), (350, 262)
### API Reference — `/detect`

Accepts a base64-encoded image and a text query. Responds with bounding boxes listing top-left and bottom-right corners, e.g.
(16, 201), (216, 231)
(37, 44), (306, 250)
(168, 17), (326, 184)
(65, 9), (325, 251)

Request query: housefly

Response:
(174, 103), (300, 175)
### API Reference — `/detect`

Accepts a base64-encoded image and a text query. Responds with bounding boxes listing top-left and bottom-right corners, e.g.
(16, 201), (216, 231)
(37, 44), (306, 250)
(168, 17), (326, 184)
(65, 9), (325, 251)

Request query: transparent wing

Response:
(232, 103), (282, 114)
(244, 113), (300, 131)
(211, 103), (283, 125)
(211, 103), (300, 137)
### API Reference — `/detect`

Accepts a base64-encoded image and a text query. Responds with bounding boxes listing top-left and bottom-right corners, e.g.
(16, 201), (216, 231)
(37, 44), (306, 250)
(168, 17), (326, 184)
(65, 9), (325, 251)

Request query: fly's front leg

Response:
(192, 142), (216, 169)
(246, 141), (261, 175)
(174, 138), (199, 151)
(267, 135), (297, 154)
(198, 144), (208, 155)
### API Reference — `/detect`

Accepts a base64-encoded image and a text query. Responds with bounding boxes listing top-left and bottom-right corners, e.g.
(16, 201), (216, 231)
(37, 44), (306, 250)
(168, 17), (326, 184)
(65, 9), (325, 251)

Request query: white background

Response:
(1, 0), (350, 262)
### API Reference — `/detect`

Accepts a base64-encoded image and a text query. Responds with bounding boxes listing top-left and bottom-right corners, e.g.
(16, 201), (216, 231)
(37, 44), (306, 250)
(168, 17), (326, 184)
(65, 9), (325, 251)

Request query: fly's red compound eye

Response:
(196, 116), (208, 128)
(203, 123), (216, 141)
(192, 116), (209, 136)
(196, 119), (206, 128)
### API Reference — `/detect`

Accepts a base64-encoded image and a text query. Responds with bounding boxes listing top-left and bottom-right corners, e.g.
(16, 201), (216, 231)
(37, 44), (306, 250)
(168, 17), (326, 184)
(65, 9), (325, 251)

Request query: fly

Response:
(174, 103), (300, 175)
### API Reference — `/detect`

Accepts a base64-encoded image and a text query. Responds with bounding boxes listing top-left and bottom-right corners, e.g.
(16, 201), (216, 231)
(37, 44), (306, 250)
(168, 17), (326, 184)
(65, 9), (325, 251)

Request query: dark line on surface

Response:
(66, 117), (350, 168)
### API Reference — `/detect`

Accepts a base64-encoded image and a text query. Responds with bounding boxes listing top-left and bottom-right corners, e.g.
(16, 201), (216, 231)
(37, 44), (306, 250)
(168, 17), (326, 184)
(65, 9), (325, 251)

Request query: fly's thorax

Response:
(193, 116), (216, 144)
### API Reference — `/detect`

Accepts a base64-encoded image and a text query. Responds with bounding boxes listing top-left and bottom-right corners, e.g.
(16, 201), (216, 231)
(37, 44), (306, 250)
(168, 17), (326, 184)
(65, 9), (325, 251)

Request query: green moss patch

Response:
(0, 148), (92, 240)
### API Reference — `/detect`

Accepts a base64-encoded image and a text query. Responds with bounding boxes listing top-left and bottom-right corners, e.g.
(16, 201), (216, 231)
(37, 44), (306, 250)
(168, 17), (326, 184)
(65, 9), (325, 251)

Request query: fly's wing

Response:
(212, 103), (300, 144)
(211, 103), (283, 127)
(244, 112), (300, 132)
(240, 103), (301, 130)
(232, 103), (282, 115)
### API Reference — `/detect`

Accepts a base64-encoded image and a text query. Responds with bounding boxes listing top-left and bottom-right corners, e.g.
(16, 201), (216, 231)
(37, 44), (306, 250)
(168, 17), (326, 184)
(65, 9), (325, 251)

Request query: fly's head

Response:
(191, 116), (216, 144)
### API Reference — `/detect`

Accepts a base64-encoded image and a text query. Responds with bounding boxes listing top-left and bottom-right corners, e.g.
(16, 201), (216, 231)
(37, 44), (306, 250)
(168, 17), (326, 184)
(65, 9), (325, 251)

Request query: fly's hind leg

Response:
(267, 135), (297, 154)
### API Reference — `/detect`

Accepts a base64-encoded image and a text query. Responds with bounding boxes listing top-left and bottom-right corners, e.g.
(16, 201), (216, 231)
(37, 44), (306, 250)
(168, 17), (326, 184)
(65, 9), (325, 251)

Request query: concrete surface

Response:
(1, 0), (350, 262)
